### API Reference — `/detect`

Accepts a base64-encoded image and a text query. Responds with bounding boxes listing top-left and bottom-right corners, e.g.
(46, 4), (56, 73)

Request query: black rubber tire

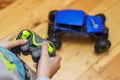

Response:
(95, 14), (106, 24)
(49, 10), (57, 22)
(47, 37), (62, 49)
(48, 23), (54, 37)
(95, 39), (111, 53)
(48, 23), (63, 37)
(55, 30), (63, 37)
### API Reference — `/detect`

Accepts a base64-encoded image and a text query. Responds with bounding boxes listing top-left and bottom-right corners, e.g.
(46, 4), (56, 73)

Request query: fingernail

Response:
(23, 39), (28, 42)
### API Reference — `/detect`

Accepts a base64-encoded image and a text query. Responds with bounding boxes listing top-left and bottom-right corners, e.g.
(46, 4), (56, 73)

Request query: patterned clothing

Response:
(0, 46), (50, 80)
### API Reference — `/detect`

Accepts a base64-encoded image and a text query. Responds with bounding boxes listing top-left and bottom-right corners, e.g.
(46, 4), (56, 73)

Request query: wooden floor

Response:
(0, 0), (120, 80)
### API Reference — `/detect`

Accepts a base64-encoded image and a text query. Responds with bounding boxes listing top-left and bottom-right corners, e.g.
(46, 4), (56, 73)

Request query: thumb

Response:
(41, 41), (49, 58)
(8, 39), (27, 49)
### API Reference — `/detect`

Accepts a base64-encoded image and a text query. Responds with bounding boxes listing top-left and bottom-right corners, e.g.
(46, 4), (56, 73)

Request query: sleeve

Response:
(36, 77), (50, 80)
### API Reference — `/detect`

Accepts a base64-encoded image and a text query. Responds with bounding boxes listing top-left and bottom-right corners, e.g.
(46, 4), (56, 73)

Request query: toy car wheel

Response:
(55, 28), (64, 36)
(95, 14), (106, 24)
(49, 10), (57, 22)
(48, 23), (63, 37)
(48, 23), (54, 37)
(95, 39), (111, 53)
(90, 26), (109, 40)
(47, 37), (62, 49)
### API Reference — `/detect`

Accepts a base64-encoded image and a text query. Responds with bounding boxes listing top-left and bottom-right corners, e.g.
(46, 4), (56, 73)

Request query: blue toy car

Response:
(47, 9), (111, 53)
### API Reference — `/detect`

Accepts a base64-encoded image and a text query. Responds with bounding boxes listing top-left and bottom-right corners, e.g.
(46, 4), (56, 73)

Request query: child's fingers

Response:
(8, 39), (27, 49)
(41, 41), (49, 58)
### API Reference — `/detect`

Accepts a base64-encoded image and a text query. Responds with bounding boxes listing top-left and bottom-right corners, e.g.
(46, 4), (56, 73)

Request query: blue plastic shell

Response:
(86, 16), (103, 33)
(55, 9), (85, 26)
(54, 9), (103, 33)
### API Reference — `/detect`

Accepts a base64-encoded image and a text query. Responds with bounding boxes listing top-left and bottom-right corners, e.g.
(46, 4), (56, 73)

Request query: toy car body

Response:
(47, 9), (111, 53)
(54, 10), (103, 33)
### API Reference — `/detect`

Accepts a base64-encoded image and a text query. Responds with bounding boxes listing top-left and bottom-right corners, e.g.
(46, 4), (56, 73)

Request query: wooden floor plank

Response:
(90, 0), (120, 14)
(98, 53), (120, 80)
(0, 0), (46, 37)
(67, 0), (104, 12)
(93, 44), (120, 72)
(77, 68), (103, 80)
(0, 0), (17, 9)
(0, 0), (76, 38)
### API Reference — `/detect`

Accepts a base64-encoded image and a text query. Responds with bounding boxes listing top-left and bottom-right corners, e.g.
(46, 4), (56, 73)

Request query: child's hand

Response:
(0, 35), (27, 49)
(37, 42), (61, 79)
